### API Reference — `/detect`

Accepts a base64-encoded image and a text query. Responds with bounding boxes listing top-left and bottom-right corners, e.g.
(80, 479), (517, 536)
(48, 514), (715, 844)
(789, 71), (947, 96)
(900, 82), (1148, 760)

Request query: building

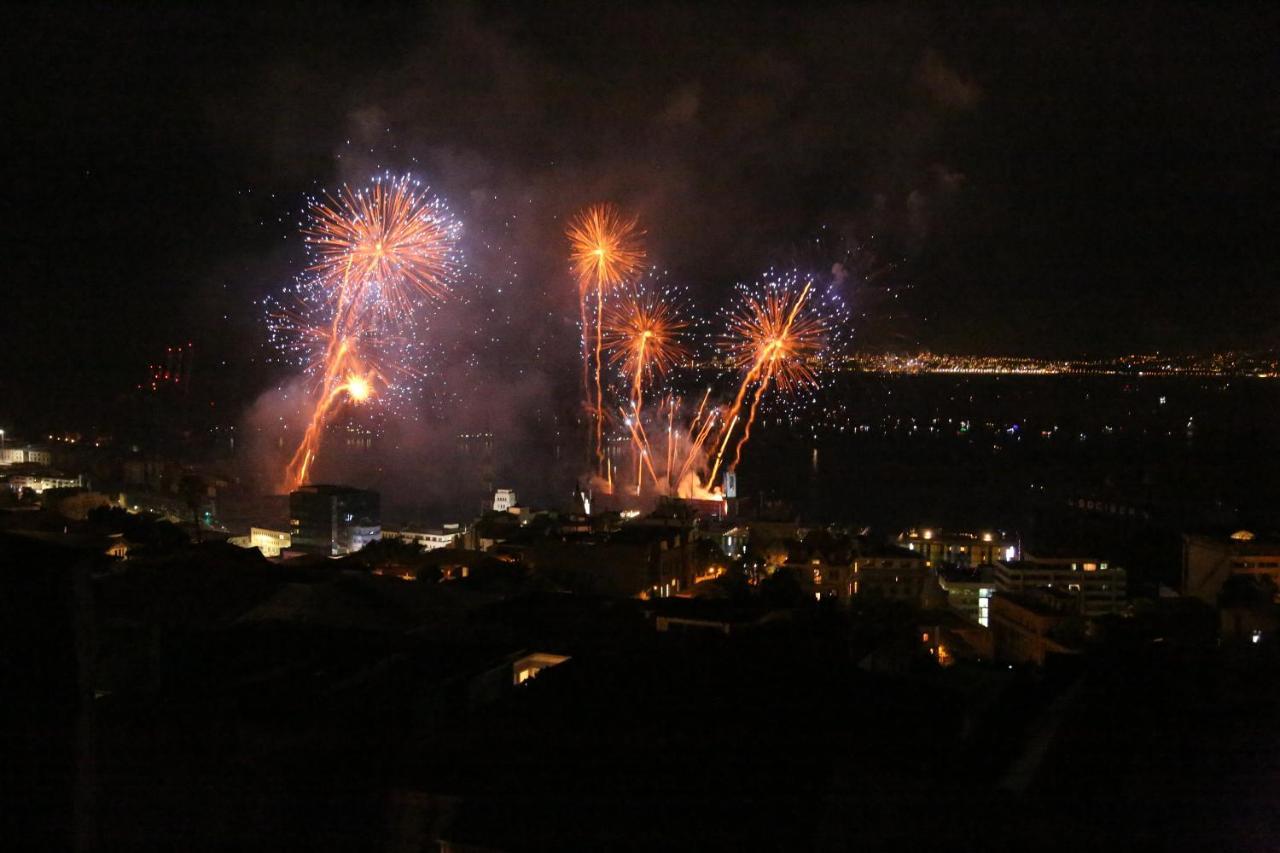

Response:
(994, 555), (1127, 617)
(717, 524), (750, 559)
(3, 471), (84, 494)
(228, 527), (292, 558)
(850, 544), (929, 601)
(642, 598), (779, 636)
(722, 470), (737, 499)
(917, 610), (994, 664)
(513, 652), (570, 685)
(899, 527), (1018, 567)
(383, 523), (465, 552)
(990, 590), (1081, 665)
(936, 565), (997, 626)
(798, 539), (929, 603)
(0, 445), (53, 466)
(517, 524), (697, 598)
(1182, 530), (1280, 605)
(492, 489), (517, 513)
(288, 484), (380, 556)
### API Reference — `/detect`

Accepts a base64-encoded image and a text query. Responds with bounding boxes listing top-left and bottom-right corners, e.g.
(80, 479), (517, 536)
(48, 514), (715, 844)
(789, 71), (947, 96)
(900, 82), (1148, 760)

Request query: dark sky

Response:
(4, 2), (1279, 429)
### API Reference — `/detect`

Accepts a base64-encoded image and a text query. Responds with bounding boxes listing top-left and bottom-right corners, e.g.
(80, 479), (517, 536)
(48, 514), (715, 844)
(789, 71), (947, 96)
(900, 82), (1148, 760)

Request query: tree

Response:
(760, 567), (806, 608)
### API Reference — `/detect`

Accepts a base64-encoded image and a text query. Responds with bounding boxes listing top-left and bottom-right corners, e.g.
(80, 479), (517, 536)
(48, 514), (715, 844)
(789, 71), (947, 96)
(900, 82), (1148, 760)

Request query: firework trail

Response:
(707, 272), (829, 485)
(603, 283), (689, 492)
(615, 391), (723, 499)
(566, 204), (645, 481)
(278, 174), (461, 491)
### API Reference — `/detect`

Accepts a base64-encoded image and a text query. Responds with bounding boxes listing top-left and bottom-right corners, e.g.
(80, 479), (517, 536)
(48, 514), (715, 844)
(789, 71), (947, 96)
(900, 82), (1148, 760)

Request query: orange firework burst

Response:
(305, 174), (462, 316)
(567, 204), (646, 293)
(566, 203), (645, 482)
(604, 288), (689, 396)
(281, 174), (461, 493)
(722, 280), (825, 392)
(708, 277), (826, 483)
(603, 287), (689, 494)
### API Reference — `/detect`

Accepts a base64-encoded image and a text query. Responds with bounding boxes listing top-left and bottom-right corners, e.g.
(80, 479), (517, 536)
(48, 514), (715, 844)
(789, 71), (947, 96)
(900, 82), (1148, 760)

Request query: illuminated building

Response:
(936, 565), (996, 626)
(0, 445), (53, 466)
(718, 525), (750, 559)
(513, 653), (570, 685)
(899, 527), (1018, 567)
(228, 527), (292, 558)
(994, 554), (1126, 617)
(383, 523), (465, 552)
(800, 541), (928, 602)
(3, 471), (84, 494)
(492, 488), (517, 512)
(288, 484), (380, 556)
(1182, 530), (1280, 605)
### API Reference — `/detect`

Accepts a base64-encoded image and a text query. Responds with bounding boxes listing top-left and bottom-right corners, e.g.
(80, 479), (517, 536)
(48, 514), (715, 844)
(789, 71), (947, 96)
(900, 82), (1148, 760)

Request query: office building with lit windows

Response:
(899, 527), (1019, 567)
(994, 554), (1127, 617)
(936, 565), (997, 626)
(288, 484), (381, 556)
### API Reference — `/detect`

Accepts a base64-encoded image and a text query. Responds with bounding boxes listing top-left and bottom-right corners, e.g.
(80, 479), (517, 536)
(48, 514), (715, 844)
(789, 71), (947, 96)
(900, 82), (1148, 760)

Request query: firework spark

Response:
(603, 284), (690, 494)
(278, 174), (461, 492)
(566, 203), (645, 482)
(708, 273), (829, 483)
(611, 391), (724, 499)
(305, 174), (462, 318)
(604, 286), (689, 410)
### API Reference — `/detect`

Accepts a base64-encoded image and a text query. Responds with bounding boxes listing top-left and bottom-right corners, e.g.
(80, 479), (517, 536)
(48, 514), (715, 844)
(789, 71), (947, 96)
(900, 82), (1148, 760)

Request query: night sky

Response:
(5, 3), (1279, 427)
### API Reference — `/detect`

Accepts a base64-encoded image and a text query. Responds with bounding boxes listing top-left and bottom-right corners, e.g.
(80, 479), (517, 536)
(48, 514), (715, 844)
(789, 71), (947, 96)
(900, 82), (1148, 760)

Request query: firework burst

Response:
(602, 281), (691, 494)
(271, 173), (461, 492)
(305, 174), (462, 318)
(708, 270), (841, 483)
(567, 204), (646, 293)
(603, 284), (690, 400)
(566, 203), (645, 481)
